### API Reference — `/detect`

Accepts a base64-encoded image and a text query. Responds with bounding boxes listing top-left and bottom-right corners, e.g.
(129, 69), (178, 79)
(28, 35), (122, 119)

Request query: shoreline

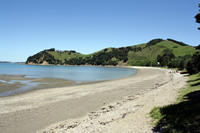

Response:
(0, 66), (137, 97)
(0, 75), (81, 97)
(0, 67), (186, 133)
(26, 62), (127, 67)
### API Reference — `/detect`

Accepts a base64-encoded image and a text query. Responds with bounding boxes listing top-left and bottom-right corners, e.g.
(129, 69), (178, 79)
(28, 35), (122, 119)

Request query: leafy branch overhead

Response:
(195, 4), (200, 30)
(187, 3), (200, 75)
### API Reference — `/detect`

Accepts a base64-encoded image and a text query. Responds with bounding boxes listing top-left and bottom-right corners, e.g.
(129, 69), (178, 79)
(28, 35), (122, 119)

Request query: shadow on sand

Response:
(152, 77), (200, 133)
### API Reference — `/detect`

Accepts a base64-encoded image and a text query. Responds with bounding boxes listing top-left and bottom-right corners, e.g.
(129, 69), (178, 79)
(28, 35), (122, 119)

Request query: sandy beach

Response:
(0, 67), (187, 133)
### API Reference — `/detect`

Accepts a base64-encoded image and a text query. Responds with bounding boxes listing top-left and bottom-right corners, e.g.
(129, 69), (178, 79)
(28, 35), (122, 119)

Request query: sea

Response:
(0, 63), (137, 96)
(0, 63), (136, 82)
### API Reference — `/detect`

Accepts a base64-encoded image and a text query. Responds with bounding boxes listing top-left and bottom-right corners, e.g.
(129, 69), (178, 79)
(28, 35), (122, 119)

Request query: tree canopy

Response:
(186, 3), (200, 74)
(195, 4), (200, 30)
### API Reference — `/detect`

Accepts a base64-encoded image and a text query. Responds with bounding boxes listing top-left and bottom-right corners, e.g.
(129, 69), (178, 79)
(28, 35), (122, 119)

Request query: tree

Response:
(186, 52), (200, 74)
(196, 45), (200, 50)
(186, 4), (200, 74)
(195, 4), (200, 30)
(146, 39), (163, 47)
(157, 49), (175, 67)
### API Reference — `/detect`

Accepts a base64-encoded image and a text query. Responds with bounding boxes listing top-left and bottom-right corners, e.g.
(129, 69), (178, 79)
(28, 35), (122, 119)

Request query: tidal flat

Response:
(0, 75), (83, 96)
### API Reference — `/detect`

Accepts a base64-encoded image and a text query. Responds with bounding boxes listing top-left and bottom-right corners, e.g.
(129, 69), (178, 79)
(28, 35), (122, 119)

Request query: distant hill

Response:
(26, 39), (196, 67)
(0, 61), (12, 63)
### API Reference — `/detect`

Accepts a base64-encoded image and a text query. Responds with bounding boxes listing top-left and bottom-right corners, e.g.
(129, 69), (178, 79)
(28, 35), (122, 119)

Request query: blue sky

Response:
(0, 0), (199, 62)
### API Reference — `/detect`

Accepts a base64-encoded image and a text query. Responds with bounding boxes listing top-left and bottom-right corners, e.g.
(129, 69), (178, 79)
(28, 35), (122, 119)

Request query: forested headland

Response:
(26, 38), (198, 71)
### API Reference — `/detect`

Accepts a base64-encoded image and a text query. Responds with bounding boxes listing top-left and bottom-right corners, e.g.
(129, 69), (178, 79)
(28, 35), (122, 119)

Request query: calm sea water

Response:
(0, 63), (136, 82)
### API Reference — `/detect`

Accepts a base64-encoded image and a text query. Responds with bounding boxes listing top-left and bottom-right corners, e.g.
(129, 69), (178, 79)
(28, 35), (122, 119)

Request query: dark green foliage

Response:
(26, 51), (56, 64)
(157, 49), (175, 67)
(81, 46), (140, 66)
(195, 13), (200, 23)
(168, 55), (191, 69)
(44, 48), (56, 51)
(26, 39), (195, 67)
(167, 39), (189, 46)
(196, 45), (200, 50)
(145, 61), (152, 66)
(151, 75), (200, 133)
(80, 46), (142, 66)
(26, 46), (136, 66)
(69, 50), (78, 54)
(65, 57), (85, 65)
(195, 4), (200, 30)
(43, 53), (57, 64)
(186, 4), (200, 74)
(146, 39), (163, 47)
(179, 55), (192, 69)
(167, 58), (180, 68)
(63, 50), (79, 54)
(152, 94), (200, 133)
(157, 49), (191, 69)
(186, 52), (200, 75)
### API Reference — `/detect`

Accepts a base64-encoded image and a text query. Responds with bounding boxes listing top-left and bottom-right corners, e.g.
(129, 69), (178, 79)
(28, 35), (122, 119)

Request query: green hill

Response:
(128, 39), (196, 66)
(26, 39), (196, 67)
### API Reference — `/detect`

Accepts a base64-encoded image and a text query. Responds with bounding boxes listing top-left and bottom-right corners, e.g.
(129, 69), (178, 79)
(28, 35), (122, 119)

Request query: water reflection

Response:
(0, 80), (42, 97)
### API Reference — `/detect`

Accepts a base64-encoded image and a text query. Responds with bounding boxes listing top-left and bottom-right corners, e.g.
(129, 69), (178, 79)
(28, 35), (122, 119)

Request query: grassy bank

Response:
(150, 73), (200, 133)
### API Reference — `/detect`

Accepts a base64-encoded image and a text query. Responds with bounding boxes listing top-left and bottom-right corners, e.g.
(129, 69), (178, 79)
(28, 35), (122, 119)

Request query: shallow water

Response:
(0, 63), (136, 81)
(0, 75), (78, 97)
(0, 80), (41, 96)
(0, 63), (136, 96)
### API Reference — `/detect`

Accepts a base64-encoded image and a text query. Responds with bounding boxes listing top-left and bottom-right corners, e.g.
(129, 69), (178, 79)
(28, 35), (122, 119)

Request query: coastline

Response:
(0, 75), (80, 97)
(0, 65), (136, 96)
(0, 67), (187, 133)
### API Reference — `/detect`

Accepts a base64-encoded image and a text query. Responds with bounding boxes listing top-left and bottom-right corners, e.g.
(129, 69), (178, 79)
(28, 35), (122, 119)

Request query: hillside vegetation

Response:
(26, 38), (196, 68)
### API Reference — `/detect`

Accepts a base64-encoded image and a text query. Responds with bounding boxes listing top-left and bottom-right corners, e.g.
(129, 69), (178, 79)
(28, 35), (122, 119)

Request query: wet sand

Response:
(0, 75), (80, 96)
(0, 67), (187, 133)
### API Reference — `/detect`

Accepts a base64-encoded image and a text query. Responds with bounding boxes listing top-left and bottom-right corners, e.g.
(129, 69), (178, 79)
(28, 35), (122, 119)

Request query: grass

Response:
(128, 40), (195, 66)
(128, 45), (167, 65)
(156, 40), (196, 57)
(150, 73), (200, 133)
(48, 51), (83, 62)
(40, 40), (196, 66)
(177, 74), (200, 103)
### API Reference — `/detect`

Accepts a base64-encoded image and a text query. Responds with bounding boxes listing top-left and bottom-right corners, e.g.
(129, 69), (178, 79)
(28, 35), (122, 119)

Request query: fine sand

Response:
(0, 67), (187, 133)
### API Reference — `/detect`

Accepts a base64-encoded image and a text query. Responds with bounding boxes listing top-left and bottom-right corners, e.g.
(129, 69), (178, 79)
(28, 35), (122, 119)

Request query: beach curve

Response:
(0, 67), (187, 133)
